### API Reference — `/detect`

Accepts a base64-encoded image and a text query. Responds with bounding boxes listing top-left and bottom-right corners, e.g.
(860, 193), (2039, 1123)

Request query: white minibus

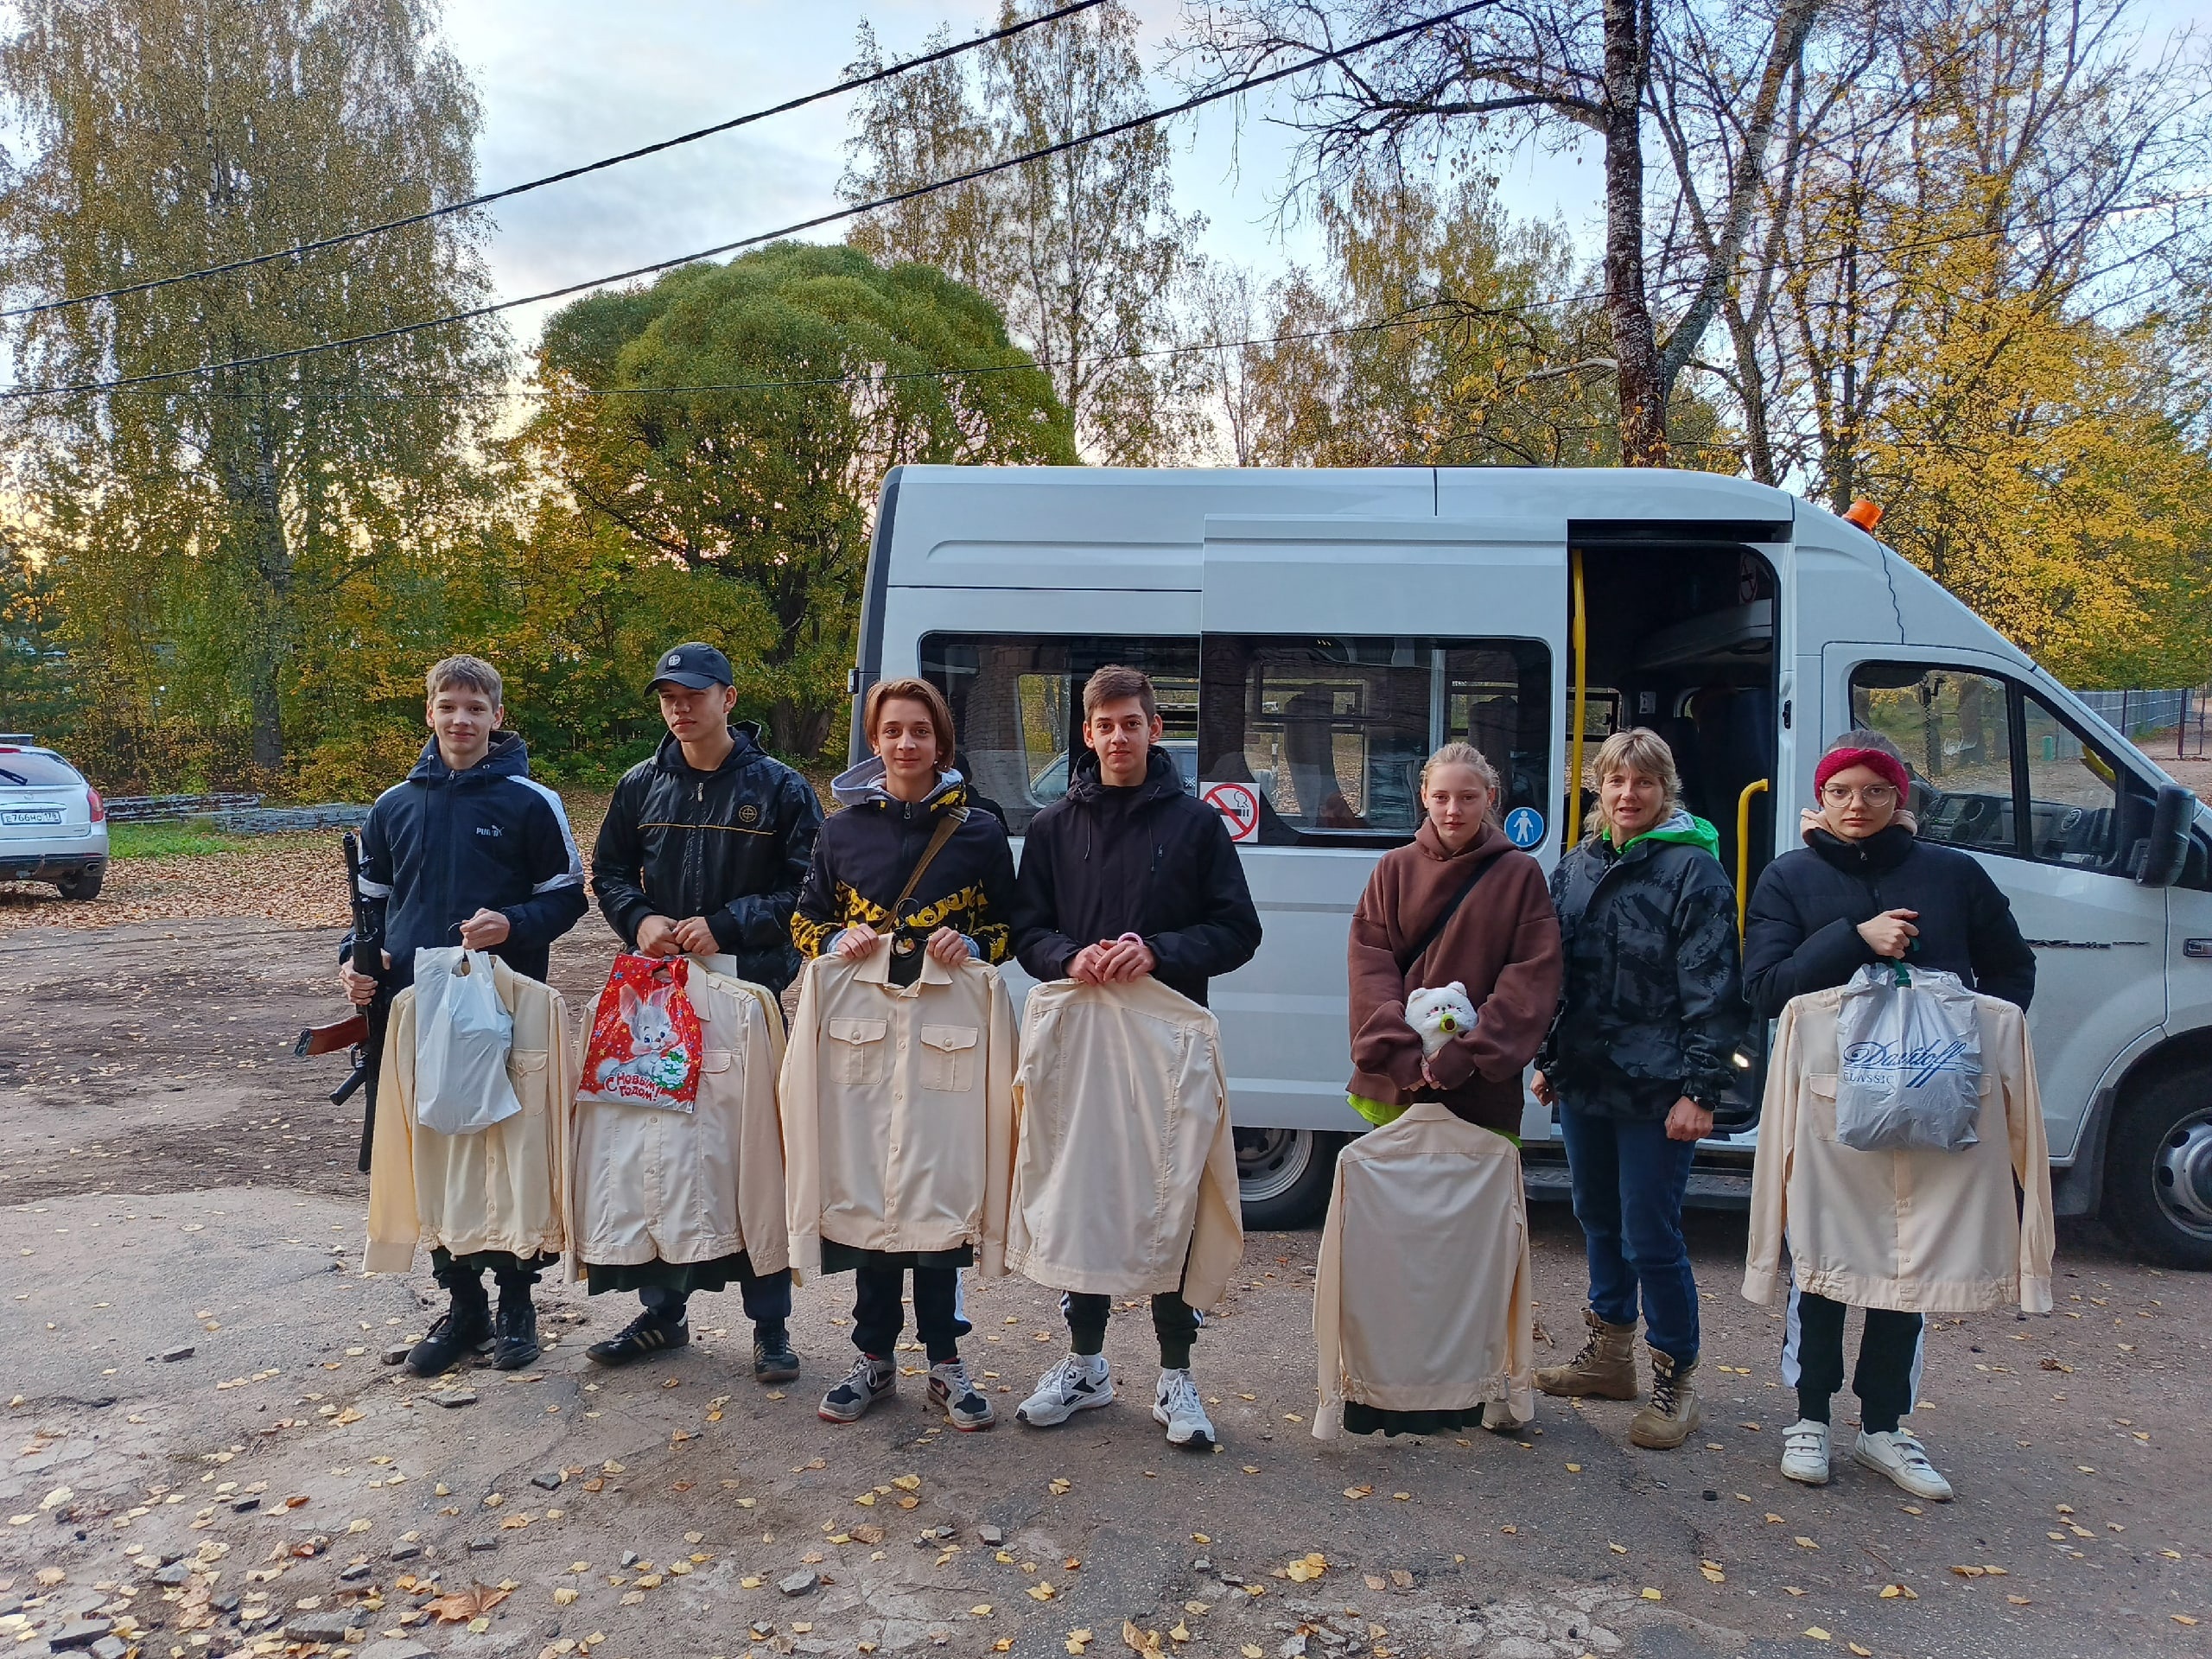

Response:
(852, 464), (2212, 1267)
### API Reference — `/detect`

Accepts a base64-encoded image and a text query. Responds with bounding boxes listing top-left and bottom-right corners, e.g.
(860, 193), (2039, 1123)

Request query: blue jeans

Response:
(1558, 1107), (1700, 1362)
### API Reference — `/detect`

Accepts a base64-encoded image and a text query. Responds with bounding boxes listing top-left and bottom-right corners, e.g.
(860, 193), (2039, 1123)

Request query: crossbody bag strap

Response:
(1397, 850), (1499, 979)
(890, 805), (967, 920)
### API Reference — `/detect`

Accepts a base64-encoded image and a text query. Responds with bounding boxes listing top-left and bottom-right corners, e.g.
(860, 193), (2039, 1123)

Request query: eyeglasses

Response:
(1821, 784), (1898, 807)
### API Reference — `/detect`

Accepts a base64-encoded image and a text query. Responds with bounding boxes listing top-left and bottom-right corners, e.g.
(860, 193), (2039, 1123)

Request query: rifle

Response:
(293, 830), (390, 1173)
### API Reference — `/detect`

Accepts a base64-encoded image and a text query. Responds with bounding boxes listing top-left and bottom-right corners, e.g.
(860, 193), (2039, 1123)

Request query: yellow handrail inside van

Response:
(1569, 548), (1587, 841)
(1736, 778), (1770, 939)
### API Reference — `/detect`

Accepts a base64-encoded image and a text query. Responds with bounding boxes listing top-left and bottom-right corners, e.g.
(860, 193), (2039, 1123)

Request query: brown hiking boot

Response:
(1629, 1347), (1701, 1449)
(1535, 1308), (1639, 1401)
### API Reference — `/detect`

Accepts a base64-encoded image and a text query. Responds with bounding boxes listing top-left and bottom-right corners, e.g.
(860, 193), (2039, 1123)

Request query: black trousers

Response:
(430, 1247), (548, 1306)
(852, 1265), (966, 1363)
(1065, 1291), (1198, 1370)
(1789, 1288), (1922, 1435)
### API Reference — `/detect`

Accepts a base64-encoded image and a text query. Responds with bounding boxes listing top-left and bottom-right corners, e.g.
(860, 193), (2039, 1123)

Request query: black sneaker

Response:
(586, 1310), (690, 1367)
(404, 1307), (492, 1376)
(493, 1300), (540, 1370)
(753, 1325), (800, 1385)
(818, 1354), (895, 1423)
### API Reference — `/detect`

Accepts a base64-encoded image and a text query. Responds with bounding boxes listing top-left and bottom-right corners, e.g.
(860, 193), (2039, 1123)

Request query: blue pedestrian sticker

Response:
(1503, 806), (1546, 849)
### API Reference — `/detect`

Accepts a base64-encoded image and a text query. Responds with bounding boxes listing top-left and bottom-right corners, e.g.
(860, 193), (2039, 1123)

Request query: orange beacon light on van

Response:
(1843, 499), (1884, 531)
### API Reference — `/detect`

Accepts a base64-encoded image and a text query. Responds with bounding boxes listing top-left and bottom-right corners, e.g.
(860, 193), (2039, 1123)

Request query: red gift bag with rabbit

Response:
(579, 954), (706, 1112)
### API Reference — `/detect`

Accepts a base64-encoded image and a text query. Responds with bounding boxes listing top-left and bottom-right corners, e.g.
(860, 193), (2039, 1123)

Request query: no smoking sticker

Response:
(1201, 781), (1260, 844)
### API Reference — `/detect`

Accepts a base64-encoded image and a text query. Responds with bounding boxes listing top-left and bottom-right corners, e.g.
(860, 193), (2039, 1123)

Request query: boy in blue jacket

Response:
(339, 654), (588, 1373)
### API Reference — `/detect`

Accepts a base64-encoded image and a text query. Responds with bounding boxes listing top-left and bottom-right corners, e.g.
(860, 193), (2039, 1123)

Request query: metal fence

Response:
(2078, 688), (2209, 759)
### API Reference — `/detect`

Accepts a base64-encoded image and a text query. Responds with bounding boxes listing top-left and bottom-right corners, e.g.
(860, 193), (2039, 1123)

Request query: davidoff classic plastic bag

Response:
(412, 946), (523, 1136)
(1834, 962), (1982, 1154)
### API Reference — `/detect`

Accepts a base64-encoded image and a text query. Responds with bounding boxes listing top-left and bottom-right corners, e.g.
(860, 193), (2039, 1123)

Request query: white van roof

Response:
(873, 463), (2031, 670)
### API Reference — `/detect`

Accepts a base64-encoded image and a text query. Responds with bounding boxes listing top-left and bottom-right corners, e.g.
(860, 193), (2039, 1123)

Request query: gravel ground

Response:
(0, 875), (2207, 1659)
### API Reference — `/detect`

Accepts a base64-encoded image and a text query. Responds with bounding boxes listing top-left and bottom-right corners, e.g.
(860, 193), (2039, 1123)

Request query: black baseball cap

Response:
(649, 643), (733, 691)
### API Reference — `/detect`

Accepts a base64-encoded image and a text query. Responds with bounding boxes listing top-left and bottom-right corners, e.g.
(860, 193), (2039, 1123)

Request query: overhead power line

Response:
(2, 0), (1500, 401)
(0, 0), (1109, 323)
(41, 179), (2204, 408)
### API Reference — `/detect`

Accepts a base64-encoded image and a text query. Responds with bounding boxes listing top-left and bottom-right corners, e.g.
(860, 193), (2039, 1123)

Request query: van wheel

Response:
(1235, 1128), (1343, 1231)
(55, 865), (103, 901)
(2105, 1071), (2212, 1270)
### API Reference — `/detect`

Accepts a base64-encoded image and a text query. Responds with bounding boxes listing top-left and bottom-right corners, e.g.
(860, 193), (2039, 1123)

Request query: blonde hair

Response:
(1583, 727), (1682, 842)
(1420, 741), (1502, 824)
(426, 654), (502, 706)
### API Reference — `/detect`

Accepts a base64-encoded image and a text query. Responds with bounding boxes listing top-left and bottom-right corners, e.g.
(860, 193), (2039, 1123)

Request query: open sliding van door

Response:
(1193, 514), (1569, 1189)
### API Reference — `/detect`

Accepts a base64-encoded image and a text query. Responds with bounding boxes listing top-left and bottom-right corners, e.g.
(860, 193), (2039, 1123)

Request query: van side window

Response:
(2020, 693), (2121, 870)
(920, 635), (1200, 836)
(1849, 666), (2017, 855)
(1850, 664), (2129, 873)
(1198, 637), (1550, 847)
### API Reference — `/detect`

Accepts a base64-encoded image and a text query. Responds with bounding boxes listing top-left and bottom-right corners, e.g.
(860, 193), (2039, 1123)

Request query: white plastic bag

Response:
(1834, 962), (1981, 1153)
(412, 946), (523, 1136)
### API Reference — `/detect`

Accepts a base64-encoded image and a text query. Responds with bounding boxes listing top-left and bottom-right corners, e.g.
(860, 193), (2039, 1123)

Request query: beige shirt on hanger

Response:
(1745, 986), (2055, 1315)
(1313, 1103), (1535, 1437)
(1007, 977), (1243, 1308)
(779, 948), (1018, 1282)
(365, 957), (572, 1273)
(566, 959), (790, 1283)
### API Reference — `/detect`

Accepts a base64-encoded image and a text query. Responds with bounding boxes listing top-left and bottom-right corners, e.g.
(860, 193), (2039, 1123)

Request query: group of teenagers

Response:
(340, 643), (2054, 1500)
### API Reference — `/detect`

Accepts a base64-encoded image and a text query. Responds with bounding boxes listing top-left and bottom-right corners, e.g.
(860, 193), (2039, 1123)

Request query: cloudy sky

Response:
(435, 0), (1591, 350)
(436, 0), (2202, 355)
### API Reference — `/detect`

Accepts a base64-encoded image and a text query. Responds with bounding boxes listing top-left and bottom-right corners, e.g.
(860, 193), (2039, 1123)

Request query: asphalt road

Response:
(0, 919), (2206, 1659)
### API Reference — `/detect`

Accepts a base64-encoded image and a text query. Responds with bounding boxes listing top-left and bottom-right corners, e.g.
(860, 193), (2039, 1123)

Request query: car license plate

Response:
(1, 808), (62, 825)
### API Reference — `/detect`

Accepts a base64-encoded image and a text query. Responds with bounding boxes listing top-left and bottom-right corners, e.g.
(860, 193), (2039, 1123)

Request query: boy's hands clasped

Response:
(638, 913), (720, 957)
(1068, 932), (1154, 984)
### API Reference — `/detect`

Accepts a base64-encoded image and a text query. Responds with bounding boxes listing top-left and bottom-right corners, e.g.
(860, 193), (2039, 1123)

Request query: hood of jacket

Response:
(830, 755), (969, 815)
(1065, 744), (1185, 807)
(1605, 807), (1719, 861)
(406, 728), (530, 786)
(1413, 817), (1508, 867)
(651, 721), (766, 779)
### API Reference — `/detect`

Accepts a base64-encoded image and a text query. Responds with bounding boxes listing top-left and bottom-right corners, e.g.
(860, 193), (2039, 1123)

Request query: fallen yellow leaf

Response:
(893, 1474), (922, 1491)
(1804, 1630), (1830, 1643)
(1641, 1588), (1662, 1602)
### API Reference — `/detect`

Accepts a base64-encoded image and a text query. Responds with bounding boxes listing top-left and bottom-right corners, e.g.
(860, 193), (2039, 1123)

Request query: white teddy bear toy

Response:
(1405, 982), (1479, 1057)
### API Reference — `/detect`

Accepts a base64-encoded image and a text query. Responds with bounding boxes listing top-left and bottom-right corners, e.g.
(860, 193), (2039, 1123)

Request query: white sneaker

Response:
(1779, 1419), (1831, 1484)
(1853, 1428), (1954, 1501)
(1153, 1369), (1216, 1450)
(1016, 1352), (1113, 1427)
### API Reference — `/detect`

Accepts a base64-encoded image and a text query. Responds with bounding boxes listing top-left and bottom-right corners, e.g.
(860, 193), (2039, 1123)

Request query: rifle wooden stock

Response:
(296, 1014), (368, 1058)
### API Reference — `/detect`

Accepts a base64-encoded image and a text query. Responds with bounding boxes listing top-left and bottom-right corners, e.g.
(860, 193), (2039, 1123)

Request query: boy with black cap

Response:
(587, 643), (824, 1377)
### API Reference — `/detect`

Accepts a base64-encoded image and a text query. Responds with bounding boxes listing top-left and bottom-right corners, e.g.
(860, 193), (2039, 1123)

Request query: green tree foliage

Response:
(843, 2), (1203, 465)
(512, 243), (1076, 764)
(0, 0), (502, 785)
(1224, 172), (1729, 469)
(0, 539), (80, 742)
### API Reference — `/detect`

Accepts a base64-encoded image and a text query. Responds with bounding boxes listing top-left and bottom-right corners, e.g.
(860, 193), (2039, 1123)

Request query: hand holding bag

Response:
(578, 954), (707, 1112)
(1834, 962), (1982, 1153)
(412, 946), (523, 1136)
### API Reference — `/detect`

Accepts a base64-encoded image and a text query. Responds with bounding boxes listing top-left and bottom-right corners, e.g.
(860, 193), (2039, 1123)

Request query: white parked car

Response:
(0, 736), (108, 899)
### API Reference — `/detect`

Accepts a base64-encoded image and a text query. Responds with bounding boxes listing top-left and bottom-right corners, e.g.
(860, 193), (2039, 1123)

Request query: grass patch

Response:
(110, 821), (273, 860)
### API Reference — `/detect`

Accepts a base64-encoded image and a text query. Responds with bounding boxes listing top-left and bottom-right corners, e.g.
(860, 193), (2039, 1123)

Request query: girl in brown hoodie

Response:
(1346, 744), (1564, 1137)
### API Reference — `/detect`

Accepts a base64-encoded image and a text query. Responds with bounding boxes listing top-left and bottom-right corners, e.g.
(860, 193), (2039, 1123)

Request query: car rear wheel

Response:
(2105, 1070), (2212, 1270)
(1235, 1127), (1344, 1230)
(55, 864), (103, 901)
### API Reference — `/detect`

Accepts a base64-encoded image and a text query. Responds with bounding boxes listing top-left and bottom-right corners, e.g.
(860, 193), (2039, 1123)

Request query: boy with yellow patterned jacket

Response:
(791, 677), (1017, 1427)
